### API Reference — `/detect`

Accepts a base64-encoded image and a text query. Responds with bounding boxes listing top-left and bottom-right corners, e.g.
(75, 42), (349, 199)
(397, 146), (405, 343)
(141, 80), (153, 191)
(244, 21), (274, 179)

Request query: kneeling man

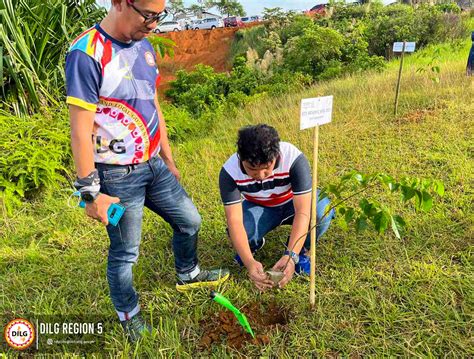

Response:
(219, 124), (334, 291)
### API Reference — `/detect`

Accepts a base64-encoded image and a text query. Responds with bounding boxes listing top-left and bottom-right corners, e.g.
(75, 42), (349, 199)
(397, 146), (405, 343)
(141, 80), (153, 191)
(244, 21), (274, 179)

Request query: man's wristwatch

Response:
(81, 191), (99, 204)
(284, 250), (299, 265)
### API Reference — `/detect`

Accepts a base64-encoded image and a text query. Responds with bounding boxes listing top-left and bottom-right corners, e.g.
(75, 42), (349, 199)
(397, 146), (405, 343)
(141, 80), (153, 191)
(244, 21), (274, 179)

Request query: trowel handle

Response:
(210, 291), (237, 313)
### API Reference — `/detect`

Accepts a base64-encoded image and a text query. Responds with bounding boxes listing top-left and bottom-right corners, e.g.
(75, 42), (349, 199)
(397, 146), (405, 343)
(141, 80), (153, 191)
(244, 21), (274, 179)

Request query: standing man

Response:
(65, 0), (229, 342)
(219, 124), (334, 291)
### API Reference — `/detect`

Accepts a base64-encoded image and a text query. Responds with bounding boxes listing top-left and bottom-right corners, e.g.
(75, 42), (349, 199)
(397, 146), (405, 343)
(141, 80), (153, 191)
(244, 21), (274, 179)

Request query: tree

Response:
(263, 7), (295, 31)
(168, 0), (185, 18)
(186, 1), (214, 17)
(262, 7), (286, 21)
(187, 4), (204, 17)
(211, 0), (245, 17)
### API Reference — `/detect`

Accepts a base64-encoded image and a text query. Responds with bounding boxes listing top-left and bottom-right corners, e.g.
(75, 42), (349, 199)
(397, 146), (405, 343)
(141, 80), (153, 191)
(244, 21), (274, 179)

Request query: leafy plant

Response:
(416, 47), (442, 83)
(435, 2), (461, 14)
(148, 35), (177, 59)
(0, 110), (72, 215)
(211, 0), (245, 17)
(318, 3), (468, 58)
(262, 7), (294, 31)
(283, 26), (344, 79)
(319, 170), (445, 239)
(0, 0), (105, 116)
(160, 103), (195, 142)
(165, 64), (229, 117)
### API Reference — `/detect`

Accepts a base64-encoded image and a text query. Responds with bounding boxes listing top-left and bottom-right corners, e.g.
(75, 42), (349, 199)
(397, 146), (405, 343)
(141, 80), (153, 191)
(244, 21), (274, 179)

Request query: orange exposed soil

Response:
(155, 27), (239, 96)
(154, 25), (261, 97)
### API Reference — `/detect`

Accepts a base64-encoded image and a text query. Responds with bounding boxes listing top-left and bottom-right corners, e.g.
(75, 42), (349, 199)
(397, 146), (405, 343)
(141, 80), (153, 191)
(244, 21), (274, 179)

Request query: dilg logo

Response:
(144, 51), (155, 66)
(4, 318), (35, 350)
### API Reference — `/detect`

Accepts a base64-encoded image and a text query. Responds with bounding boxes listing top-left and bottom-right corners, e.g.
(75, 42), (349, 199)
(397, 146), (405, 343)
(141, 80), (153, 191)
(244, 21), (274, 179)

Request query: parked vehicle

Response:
(224, 16), (243, 27)
(193, 17), (224, 30)
(154, 21), (181, 33)
(241, 16), (260, 24)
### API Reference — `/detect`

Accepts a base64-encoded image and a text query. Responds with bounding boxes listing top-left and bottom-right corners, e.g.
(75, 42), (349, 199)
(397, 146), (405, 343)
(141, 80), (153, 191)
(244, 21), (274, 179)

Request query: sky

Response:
(186, 1), (319, 16)
(96, 1), (321, 16)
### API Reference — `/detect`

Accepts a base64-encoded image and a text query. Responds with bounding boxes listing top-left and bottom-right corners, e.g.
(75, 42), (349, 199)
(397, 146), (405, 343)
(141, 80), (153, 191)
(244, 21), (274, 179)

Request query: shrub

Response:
(363, 6), (418, 57)
(340, 26), (386, 73)
(166, 59), (270, 117)
(227, 57), (263, 96)
(435, 3), (461, 14)
(254, 70), (312, 96)
(160, 103), (195, 142)
(283, 26), (344, 79)
(165, 65), (228, 116)
(362, 4), (467, 57)
(0, 109), (71, 214)
(278, 14), (315, 44)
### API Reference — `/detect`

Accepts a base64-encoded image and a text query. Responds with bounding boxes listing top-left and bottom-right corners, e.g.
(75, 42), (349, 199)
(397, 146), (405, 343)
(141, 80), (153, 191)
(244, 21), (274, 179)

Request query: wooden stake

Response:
(310, 125), (319, 308)
(394, 41), (406, 116)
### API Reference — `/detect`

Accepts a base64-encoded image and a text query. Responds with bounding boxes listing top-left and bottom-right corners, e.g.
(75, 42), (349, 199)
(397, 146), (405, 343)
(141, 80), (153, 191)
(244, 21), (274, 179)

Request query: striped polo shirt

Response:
(219, 142), (312, 207)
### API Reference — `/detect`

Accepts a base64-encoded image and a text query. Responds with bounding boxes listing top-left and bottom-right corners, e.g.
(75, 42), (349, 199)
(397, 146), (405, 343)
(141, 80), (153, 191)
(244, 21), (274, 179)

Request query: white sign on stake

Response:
(393, 42), (416, 53)
(300, 96), (333, 130)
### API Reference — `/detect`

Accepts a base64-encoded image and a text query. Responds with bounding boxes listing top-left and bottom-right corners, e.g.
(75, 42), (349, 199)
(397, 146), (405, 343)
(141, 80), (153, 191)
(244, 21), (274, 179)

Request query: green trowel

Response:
(210, 291), (255, 338)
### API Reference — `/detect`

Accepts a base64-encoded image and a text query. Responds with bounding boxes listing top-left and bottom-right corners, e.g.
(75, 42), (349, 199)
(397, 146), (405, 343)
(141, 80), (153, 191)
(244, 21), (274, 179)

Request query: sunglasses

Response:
(126, 0), (168, 25)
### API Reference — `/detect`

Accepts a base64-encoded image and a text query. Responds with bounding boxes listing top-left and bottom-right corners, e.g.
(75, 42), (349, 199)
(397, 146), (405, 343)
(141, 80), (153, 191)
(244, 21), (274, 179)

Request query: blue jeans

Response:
(243, 192), (335, 253)
(96, 156), (201, 316)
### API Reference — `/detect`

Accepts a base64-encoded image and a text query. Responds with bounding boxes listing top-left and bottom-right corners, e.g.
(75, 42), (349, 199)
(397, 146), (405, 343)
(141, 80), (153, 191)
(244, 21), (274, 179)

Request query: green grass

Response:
(1, 40), (473, 357)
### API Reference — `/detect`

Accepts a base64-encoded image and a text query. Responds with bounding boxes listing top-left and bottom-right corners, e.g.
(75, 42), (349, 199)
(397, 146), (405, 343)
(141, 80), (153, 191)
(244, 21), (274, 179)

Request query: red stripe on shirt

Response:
(101, 39), (113, 74)
(244, 190), (294, 206)
(148, 126), (161, 158)
(235, 178), (255, 184)
(155, 73), (161, 88)
(249, 187), (292, 200)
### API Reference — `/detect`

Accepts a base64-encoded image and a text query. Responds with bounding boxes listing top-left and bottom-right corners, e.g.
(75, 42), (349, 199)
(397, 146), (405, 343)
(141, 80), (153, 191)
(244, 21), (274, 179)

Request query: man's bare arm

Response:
(69, 105), (119, 225)
(69, 105), (96, 178)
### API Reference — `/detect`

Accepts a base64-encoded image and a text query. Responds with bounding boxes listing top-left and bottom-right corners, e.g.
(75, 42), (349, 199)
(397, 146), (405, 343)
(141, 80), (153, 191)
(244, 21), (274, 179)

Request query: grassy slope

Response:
(0, 41), (473, 357)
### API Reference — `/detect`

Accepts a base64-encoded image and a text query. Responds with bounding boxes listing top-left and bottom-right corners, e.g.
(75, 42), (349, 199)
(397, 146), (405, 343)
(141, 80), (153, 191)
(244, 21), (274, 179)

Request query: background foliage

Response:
(0, 0), (105, 115)
(0, 109), (71, 215)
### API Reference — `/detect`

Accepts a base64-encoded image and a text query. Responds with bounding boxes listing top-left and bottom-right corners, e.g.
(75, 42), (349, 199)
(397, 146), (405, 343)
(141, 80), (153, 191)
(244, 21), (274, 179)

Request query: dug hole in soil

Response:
(199, 301), (290, 350)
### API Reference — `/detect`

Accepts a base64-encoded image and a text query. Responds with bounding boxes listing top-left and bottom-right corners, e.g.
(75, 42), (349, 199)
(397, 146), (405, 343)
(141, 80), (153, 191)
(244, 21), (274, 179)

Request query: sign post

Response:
(300, 95), (333, 308)
(393, 41), (416, 116)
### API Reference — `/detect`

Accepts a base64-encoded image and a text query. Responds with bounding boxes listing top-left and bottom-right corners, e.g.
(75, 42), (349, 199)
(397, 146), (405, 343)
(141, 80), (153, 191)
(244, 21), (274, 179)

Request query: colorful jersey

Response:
(65, 24), (161, 165)
(219, 142), (312, 207)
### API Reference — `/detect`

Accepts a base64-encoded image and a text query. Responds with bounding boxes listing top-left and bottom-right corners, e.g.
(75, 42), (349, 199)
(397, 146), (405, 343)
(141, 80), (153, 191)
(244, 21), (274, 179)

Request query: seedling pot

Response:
(266, 270), (284, 285)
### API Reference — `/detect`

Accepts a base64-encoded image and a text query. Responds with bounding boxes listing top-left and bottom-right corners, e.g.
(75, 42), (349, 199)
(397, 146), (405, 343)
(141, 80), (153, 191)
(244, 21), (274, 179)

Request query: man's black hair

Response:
(237, 124), (280, 166)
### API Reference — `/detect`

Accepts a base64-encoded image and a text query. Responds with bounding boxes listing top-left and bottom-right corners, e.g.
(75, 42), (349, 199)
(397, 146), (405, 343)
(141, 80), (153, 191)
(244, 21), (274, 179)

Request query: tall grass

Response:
(0, 0), (105, 115)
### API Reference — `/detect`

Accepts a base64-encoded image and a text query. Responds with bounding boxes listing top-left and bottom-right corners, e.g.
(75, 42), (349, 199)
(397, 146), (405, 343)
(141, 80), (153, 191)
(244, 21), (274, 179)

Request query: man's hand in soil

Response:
(246, 260), (274, 291)
(272, 255), (295, 288)
(85, 193), (120, 226)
